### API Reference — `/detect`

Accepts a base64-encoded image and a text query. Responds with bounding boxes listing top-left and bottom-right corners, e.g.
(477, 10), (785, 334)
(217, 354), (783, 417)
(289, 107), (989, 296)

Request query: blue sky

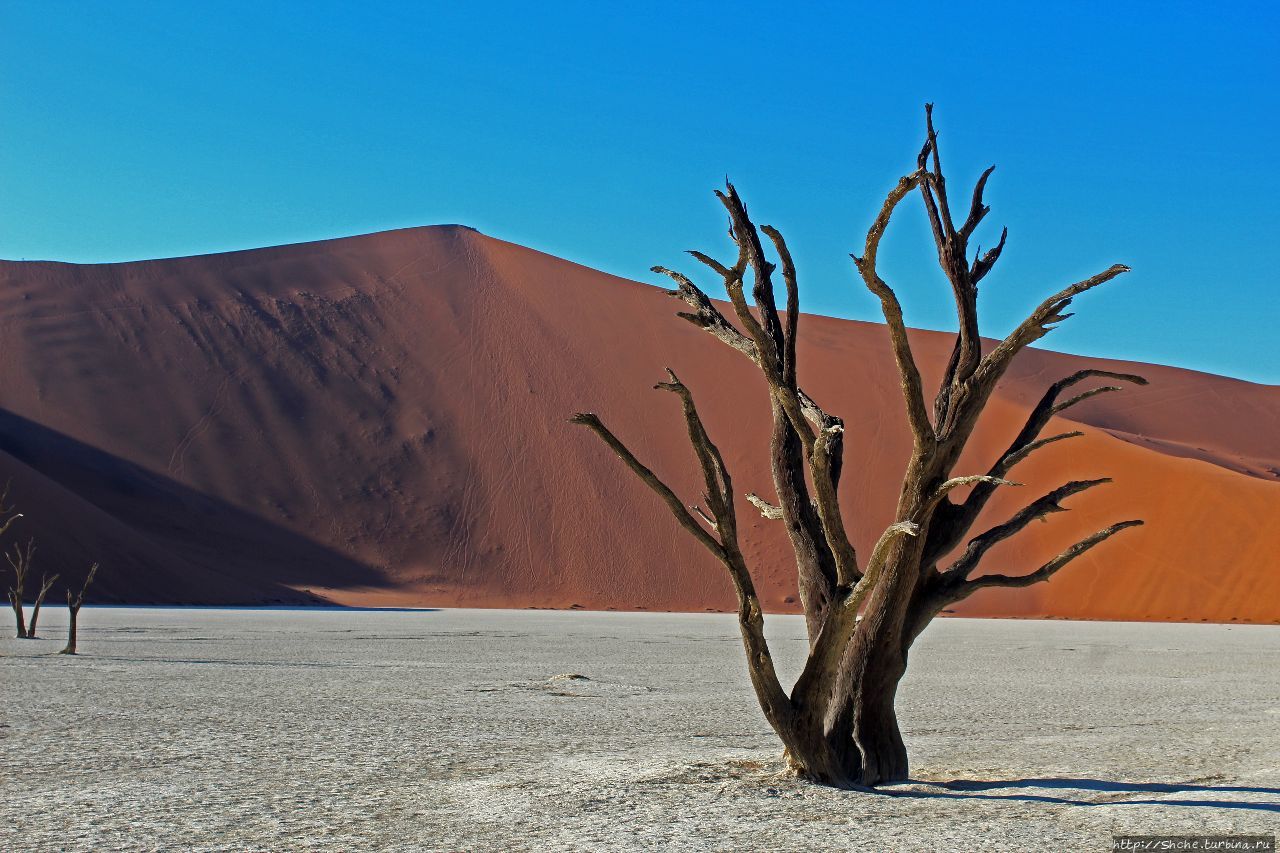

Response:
(2, 1), (1276, 382)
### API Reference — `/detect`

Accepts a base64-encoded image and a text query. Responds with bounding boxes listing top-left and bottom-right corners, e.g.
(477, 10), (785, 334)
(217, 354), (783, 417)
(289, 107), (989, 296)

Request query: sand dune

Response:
(0, 226), (1275, 620)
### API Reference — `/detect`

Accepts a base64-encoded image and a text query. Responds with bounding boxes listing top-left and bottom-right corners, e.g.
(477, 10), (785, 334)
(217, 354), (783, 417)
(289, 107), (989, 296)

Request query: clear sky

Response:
(2, 1), (1276, 382)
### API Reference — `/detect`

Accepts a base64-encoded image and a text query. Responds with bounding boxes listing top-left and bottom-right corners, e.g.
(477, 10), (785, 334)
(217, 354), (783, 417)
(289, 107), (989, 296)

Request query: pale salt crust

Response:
(2, 608), (1277, 851)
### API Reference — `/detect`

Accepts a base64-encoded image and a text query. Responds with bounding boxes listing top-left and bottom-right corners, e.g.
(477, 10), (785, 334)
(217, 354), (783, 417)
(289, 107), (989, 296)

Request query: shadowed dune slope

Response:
(0, 226), (1275, 619)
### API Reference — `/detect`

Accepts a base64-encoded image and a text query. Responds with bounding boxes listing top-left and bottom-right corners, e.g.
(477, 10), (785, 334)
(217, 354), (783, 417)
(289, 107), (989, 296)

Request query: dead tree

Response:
(6, 539), (35, 639)
(5, 540), (60, 639)
(0, 484), (24, 637)
(60, 563), (98, 656)
(1, 503), (58, 639)
(573, 105), (1144, 787)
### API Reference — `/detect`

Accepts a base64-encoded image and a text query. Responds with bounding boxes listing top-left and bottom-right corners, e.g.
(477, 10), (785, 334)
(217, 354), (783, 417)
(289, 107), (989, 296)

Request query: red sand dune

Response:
(0, 226), (1275, 621)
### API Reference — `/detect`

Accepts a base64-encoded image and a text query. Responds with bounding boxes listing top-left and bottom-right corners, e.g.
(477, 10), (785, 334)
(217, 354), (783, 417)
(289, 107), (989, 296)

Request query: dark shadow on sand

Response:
(0, 408), (391, 604)
(880, 777), (1280, 813)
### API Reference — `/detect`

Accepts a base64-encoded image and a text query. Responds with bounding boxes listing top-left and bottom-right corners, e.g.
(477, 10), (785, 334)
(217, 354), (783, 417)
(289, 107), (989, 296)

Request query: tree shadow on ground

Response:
(881, 777), (1280, 812)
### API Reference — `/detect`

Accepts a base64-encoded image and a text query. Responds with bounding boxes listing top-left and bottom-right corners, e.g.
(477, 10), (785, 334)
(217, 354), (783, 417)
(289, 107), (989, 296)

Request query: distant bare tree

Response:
(0, 484), (25, 637)
(6, 539), (35, 639)
(60, 563), (98, 656)
(573, 105), (1144, 786)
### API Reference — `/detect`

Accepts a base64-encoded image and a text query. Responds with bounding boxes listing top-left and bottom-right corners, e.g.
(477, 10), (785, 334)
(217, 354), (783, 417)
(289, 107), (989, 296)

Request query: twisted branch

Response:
(572, 378), (793, 732)
(852, 170), (933, 446)
(570, 412), (725, 560)
(975, 265), (1132, 392)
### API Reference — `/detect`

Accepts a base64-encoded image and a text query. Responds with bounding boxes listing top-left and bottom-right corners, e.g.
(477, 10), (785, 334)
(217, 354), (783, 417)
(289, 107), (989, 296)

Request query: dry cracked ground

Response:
(2, 608), (1277, 851)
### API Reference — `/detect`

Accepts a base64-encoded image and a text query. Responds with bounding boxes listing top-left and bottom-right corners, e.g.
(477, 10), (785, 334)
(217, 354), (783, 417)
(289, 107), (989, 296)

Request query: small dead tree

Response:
(60, 563), (98, 656)
(573, 105), (1144, 787)
(6, 540), (59, 639)
(6, 539), (35, 640)
(0, 484), (24, 637)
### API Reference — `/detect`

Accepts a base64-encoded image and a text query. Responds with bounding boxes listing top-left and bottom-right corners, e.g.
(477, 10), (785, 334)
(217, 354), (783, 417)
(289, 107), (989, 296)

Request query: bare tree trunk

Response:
(27, 596), (43, 638)
(26, 572), (59, 639)
(574, 105), (1144, 787)
(848, 640), (909, 785)
(7, 588), (26, 639)
(60, 563), (98, 656)
(61, 603), (79, 655)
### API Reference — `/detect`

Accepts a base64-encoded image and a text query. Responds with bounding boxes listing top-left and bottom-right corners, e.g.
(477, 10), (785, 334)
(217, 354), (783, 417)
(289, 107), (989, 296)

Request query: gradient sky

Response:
(2, 1), (1276, 382)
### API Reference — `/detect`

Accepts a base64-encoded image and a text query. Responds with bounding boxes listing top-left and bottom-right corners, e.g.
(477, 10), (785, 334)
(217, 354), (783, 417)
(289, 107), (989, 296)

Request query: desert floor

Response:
(2, 608), (1277, 851)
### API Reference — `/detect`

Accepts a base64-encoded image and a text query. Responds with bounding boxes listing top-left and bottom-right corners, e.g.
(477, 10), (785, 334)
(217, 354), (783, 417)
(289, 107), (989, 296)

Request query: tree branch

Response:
(960, 165), (997, 240)
(70, 563), (98, 609)
(916, 105), (955, 259)
(851, 521), (920, 611)
(6, 538), (34, 587)
(952, 520), (1143, 597)
(922, 474), (1020, 518)
(976, 265), (1132, 389)
(757, 222), (859, 583)
(570, 412), (725, 560)
(969, 227), (1007, 285)
(1052, 384), (1126, 415)
(852, 170), (934, 446)
(0, 481), (22, 539)
(655, 369), (737, 539)
(572, 387), (793, 732)
(1002, 430), (1086, 470)
(691, 504), (717, 528)
(658, 266), (840, 432)
(912, 104), (1004, 434)
(761, 224), (800, 391)
(943, 478), (1112, 582)
(670, 185), (843, 637)
(654, 265), (756, 359)
(811, 423), (860, 585)
(746, 492), (784, 520)
(706, 188), (782, 376)
(715, 185), (816, 455)
(935, 369), (1148, 562)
